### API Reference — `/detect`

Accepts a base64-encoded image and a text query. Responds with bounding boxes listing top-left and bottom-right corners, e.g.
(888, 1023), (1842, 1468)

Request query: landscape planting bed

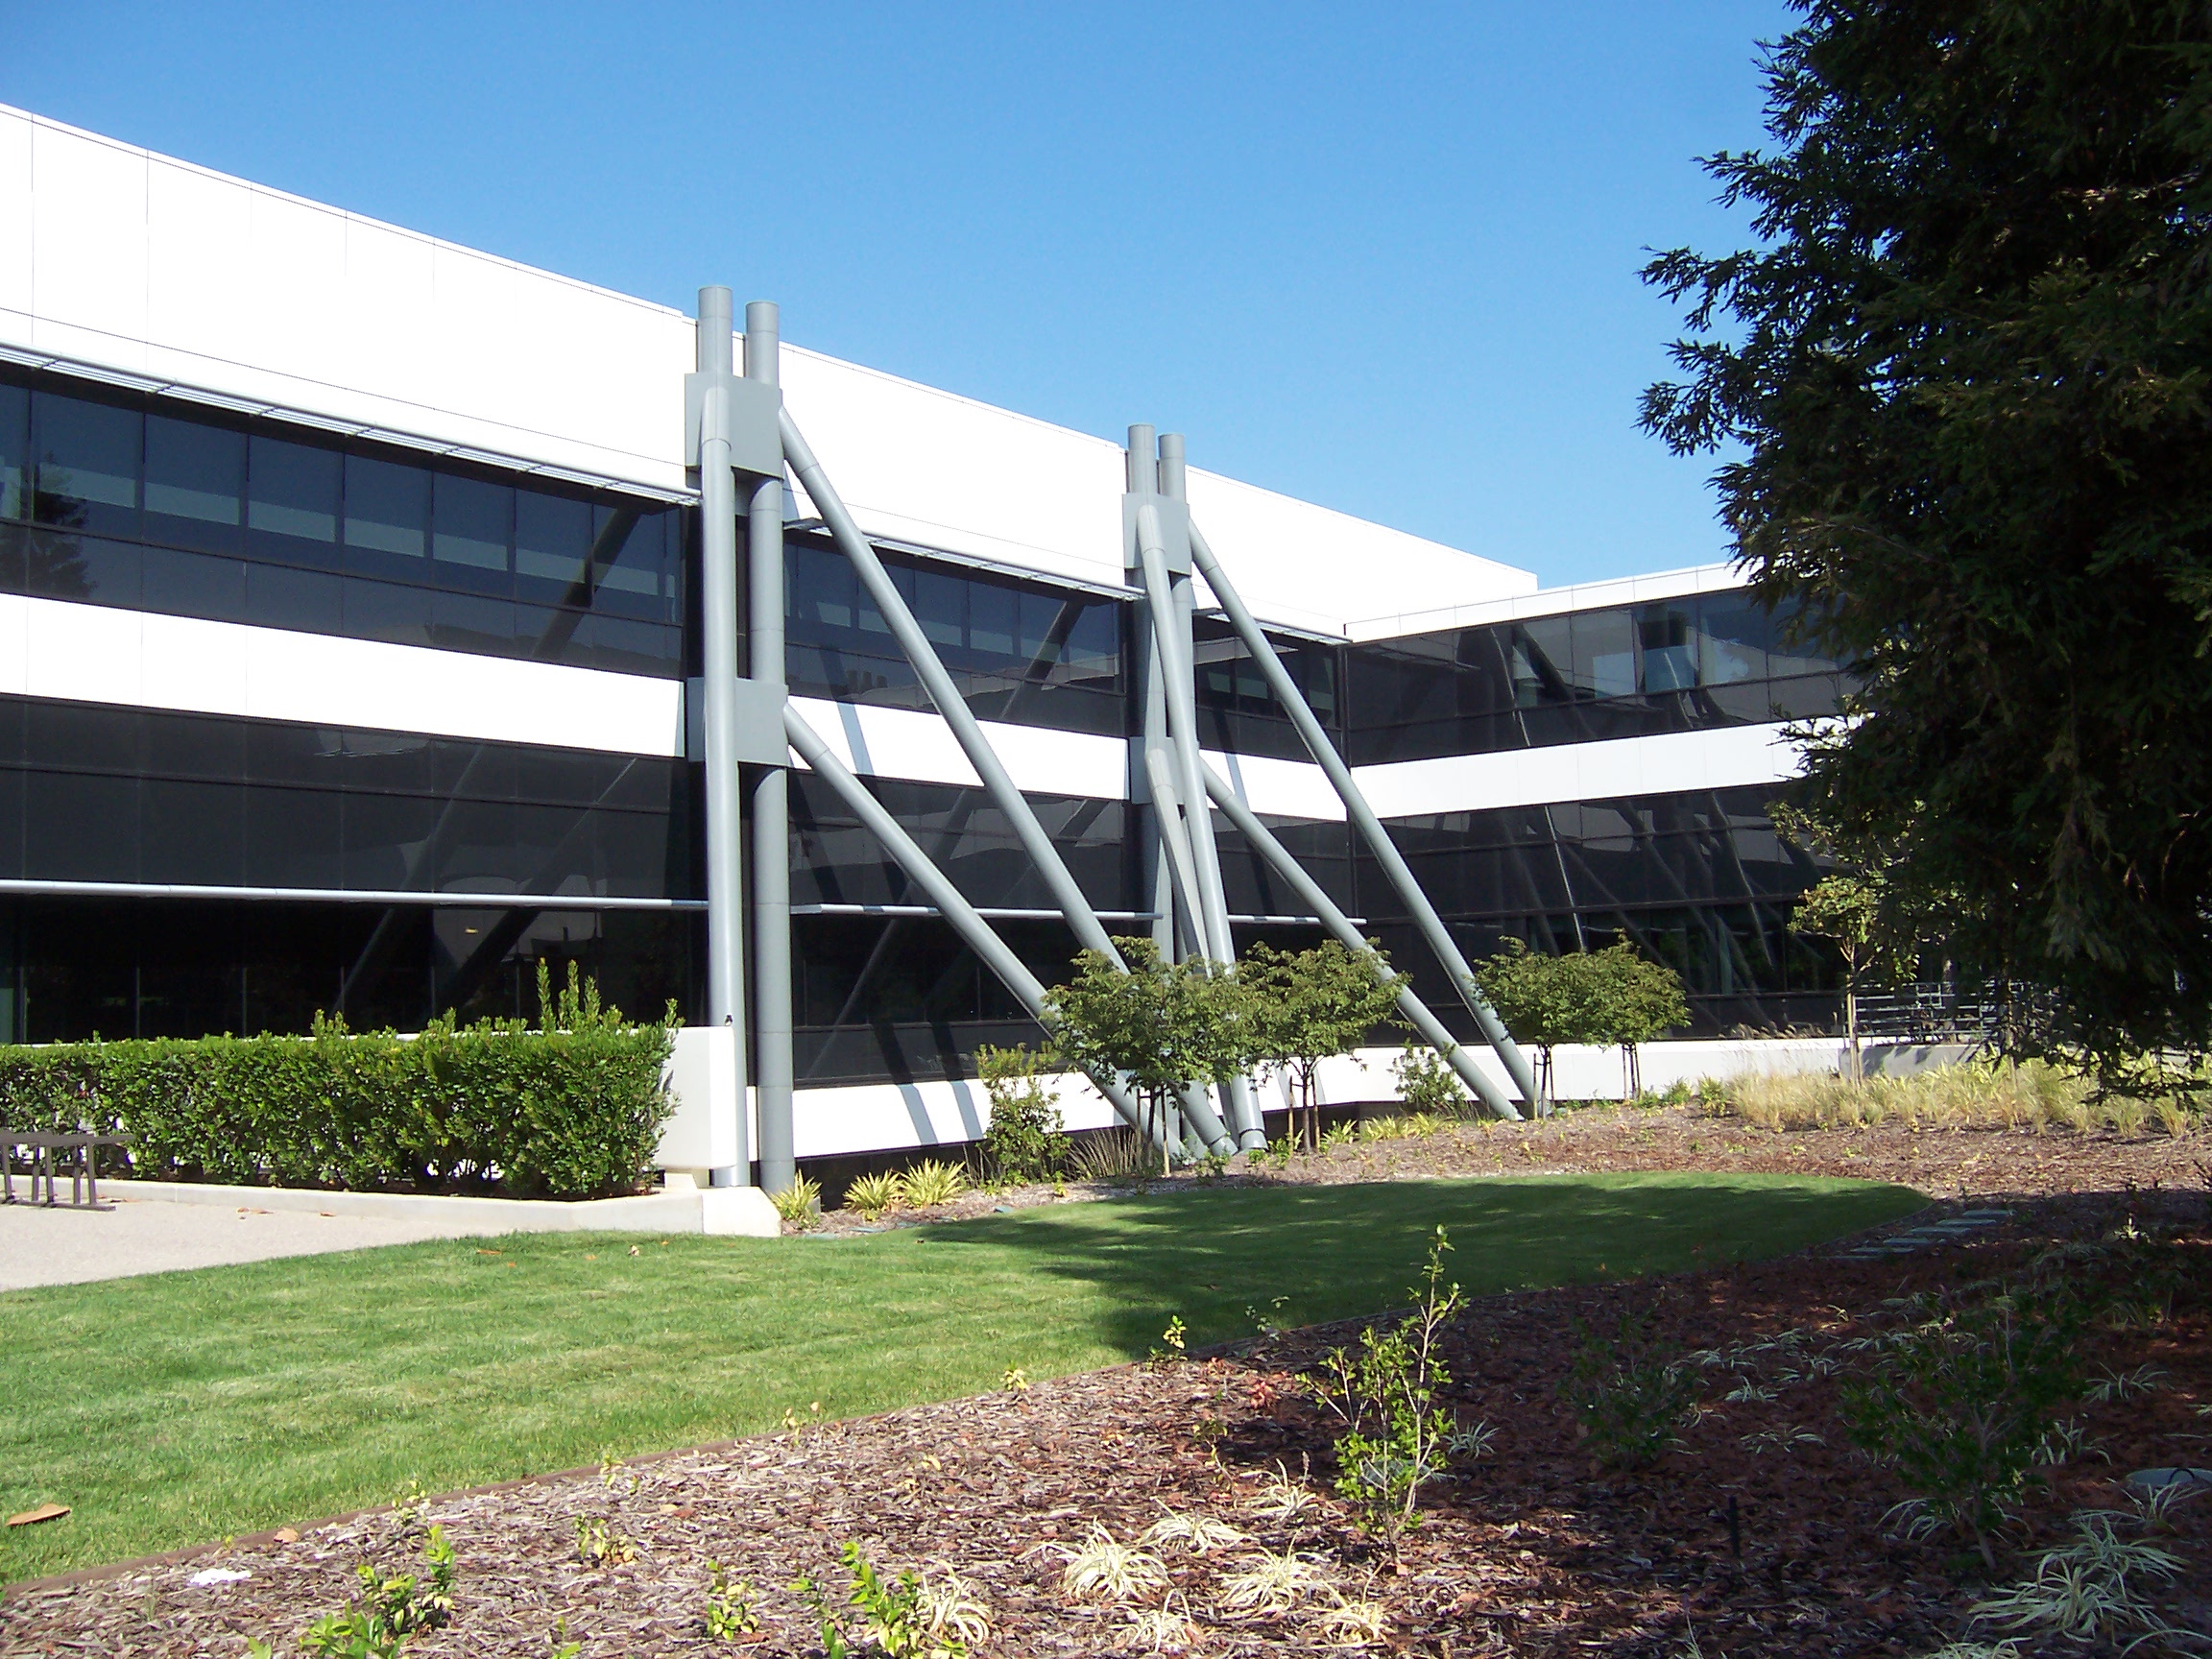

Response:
(8, 1105), (2208, 1654)
(9, 1176), (2206, 1657)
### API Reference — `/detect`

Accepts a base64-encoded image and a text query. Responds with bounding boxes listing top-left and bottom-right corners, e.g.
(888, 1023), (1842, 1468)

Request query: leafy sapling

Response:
(1310, 1226), (1464, 1562)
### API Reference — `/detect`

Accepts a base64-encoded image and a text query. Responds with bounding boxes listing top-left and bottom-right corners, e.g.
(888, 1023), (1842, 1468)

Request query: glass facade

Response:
(785, 534), (1125, 734)
(0, 896), (698, 1045)
(0, 369), (686, 677)
(0, 696), (691, 901)
(1343, 595), (1848, 764)
(1361, 784), (1839, 1035)
(0, 368), (1863, 1074)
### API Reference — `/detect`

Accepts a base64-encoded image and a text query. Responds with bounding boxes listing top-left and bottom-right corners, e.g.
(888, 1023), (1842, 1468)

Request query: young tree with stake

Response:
(1239, 938), (1409, 1150)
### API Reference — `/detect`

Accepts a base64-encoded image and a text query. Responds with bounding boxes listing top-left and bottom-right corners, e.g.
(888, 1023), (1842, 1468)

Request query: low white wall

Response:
(714, 1036), (1911, 1164)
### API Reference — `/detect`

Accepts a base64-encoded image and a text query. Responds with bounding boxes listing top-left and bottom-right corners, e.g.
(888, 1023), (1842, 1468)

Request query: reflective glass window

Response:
(344, 455), (429, 562)
(32, 392), (141, 538)
(789, 541), (855, 630)
(1764, 596), (1833, 678)
(1697, 594), (1769, 684)
(1638, 604), (1698, 692)
(1509, 617), (1573, 707)
(144, 416), (245, 553)
(0, 385), (25, 519)
(913, 568), (964, 649)
(432, 474), (513, 581)
(1572, 609), (1636, 699)
(968, 583), (1017, 656)
(516, 490), (591, 595)
(590, 507), (669, 619)
(1063, 600), (1119, 680)
(247, 436), (340, 558)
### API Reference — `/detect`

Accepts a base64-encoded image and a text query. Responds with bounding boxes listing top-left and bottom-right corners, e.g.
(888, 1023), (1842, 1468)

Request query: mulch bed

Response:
(796, 1104), (2212, 1238)
(7, 1166), (2207, 1657)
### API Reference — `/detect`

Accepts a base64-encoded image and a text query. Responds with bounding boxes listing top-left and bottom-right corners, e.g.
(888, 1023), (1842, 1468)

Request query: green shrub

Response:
(974, 1044), (1067, 1185)
(1559, 1308), (1700, 1470)
(1840, 1282), (2087, 1567)
(1392, 1044), (1472, 1118)
(0, 963), (677, 1200)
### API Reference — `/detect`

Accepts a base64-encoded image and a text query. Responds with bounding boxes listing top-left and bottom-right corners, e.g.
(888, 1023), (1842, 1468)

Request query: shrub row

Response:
(0, 969), (677, 1200)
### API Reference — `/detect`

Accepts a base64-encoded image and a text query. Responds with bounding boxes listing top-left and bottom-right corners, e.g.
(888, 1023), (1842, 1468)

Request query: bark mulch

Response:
(7, 1172), (2207, 1657)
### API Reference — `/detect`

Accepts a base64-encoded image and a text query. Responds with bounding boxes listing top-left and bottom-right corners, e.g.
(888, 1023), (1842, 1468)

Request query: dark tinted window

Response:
(247, 436), (341, 562)
(0, 384), (25, 520)
(433, 473), (512, 591)
(344, 454), (429, 571)
(33, 391), (140, 538)
(144, 416), (245, 554)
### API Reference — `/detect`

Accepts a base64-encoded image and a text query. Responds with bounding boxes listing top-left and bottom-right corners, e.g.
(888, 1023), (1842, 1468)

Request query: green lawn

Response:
(1, 1171), (1922, 1581)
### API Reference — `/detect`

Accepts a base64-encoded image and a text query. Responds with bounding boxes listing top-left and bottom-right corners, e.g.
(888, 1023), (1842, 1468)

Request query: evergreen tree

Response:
(1642, 2), (2212, 1057)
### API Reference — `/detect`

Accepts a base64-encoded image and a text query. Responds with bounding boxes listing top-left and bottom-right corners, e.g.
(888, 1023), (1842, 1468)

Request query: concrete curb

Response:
(96, 1177), (781, 1238)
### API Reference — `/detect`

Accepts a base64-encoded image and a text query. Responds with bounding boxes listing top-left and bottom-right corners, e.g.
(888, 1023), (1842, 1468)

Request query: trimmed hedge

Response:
(0, 967), (678, 1200)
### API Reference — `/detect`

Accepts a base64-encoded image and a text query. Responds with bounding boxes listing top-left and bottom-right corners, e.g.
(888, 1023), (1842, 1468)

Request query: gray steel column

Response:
(745, 301), (795, 1194)
(782, 708), (1169, 1152)
(695, 287), (751, 1172)
(1200, 758), (1523, 1121)
(1130, 492), (1265, 1148)
(1128, 430), (1182, 967)
(781, 410), (1235, 1155)
(1186, 517), (1545, 1110)
(1159, 434), (1258, 1157)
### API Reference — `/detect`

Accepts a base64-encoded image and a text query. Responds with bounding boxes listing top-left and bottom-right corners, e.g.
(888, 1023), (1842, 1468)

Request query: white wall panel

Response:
(247, 188), (349, 386)
(1353, 722), (1805, 819)
(339, 214), (437, 404)
(785, 695), (1127, 802)
(0, 108), (33, 324)
(145, 159), (253, 369)
(1349, 562), (1743, 644)
(789, 1070), (1121, 1160)
(2, 103), (1544, 635)
(1203, 747), (1345, 822)
(29, 123), (149, 370)
(0, 596), (683, 755)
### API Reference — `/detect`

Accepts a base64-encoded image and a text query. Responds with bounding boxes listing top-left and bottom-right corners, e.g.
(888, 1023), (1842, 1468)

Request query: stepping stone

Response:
(1952, 1209), (2012, 1223)
(2126, 1467), (2212, 1493)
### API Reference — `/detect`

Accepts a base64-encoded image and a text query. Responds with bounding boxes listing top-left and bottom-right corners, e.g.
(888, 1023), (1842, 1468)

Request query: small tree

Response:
(1791, 874), (1880, 1081)
(1475, 938), (1605, 1102)
(1240, 939), (1408, 1149)
(1582, 942), (1690, 1096)
(1042, 936), (1253, 1172)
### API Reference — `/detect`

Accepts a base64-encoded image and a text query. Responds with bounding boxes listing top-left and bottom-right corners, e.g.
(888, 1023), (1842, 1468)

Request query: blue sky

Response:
(5, 2), (1791, 589)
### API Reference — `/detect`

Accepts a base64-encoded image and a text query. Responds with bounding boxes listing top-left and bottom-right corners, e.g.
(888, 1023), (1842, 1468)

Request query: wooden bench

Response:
(1, 1131), (128, 1211)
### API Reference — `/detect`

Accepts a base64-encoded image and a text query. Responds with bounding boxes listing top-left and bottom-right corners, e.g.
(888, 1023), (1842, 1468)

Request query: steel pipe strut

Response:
(1201, 758), (1524, 1121)
(782, 707), (1173, 1153)
(1185, 518), (1544, 1110)
(694, 287), (751, 1180)
(782, 417), (1116, 959)
(746, 300), (795, 1195)
(1132, 501), (1264, 1146)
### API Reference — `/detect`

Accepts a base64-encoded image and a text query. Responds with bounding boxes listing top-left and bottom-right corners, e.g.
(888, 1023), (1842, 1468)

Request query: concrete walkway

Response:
(0, 1196), (472, 1291)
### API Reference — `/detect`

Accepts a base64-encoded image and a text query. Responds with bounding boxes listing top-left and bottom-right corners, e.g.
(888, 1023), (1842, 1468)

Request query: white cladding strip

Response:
(1346, 563), (1746, 645)
(779, 1037), (1862, 1158)
(785, 701), (1801, 821)
(1355, 722), (1805, 819)
(782, 696), (1346, 820)
(0, 596), (685, 756)
(0, 107), (692, 493)
(784, 695), (1127, 801)
(0, 103), (1538, 633)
